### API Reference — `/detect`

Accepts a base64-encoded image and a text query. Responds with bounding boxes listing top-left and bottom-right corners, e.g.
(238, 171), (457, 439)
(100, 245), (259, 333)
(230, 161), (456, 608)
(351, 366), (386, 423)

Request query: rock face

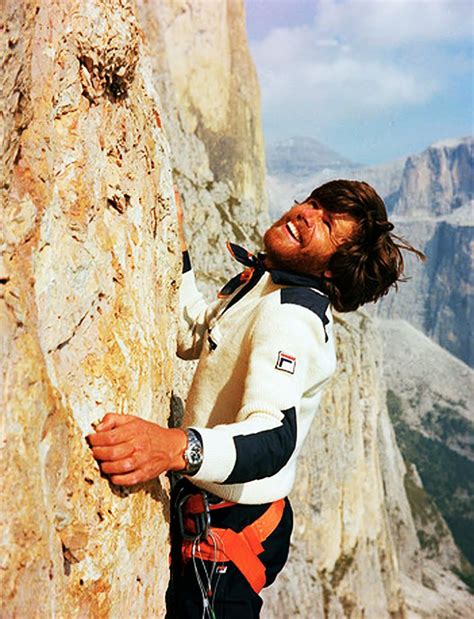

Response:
(379, 319), (474, 567)
(1, 0), (179, 615)
(155, 0), (266, 206)
(1, 0), (267, 616)
(370, 137), (474, 366)
(372, 217), (473, 367)
(137, 0), (269, 296)
(372, 138), (474, 367)
(422, 220), (473, 365)
(390, 137), (473, 217)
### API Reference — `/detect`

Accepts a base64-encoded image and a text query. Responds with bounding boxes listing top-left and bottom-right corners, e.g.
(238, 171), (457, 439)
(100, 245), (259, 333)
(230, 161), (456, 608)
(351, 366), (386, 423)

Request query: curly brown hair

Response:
(306, 180), (425, 312)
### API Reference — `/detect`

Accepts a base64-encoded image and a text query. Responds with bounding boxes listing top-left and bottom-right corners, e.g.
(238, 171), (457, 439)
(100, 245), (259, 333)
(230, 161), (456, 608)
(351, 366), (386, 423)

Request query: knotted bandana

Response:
(220, 242), (327, 297)
(218, 242), (267, 297)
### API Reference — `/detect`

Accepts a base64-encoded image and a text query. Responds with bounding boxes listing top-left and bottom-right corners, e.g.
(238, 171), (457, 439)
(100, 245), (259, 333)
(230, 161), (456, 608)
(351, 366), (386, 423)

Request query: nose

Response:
(297, 203), (322, 226)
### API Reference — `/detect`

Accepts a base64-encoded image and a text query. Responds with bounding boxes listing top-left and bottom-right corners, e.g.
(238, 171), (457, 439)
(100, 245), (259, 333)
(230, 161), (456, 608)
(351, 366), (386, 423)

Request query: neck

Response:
(260, 253), (325, 278)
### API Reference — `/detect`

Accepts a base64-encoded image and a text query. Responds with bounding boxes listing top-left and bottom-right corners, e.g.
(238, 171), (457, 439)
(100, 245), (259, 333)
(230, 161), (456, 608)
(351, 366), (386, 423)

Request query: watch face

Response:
(188, 449), (202, 466)
(185, 429), (203, 474)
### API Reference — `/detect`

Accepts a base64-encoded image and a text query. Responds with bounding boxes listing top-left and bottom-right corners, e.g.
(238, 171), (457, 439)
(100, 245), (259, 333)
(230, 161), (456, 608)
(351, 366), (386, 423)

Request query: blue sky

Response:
(245, 0), (473, 164)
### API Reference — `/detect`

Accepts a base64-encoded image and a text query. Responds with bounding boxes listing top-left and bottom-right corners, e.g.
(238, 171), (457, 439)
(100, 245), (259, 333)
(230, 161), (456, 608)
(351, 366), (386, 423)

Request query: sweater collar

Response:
(268, 268), (326, 293)
(226, 242), (328, 295)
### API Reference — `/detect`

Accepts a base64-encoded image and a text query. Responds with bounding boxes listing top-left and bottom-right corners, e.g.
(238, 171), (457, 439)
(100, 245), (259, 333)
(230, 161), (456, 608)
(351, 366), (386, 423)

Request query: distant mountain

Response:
(390, 136), (473, 216)
(267, 157), (405, 218)
(265, 136), (356, 178)
(370, 138), (474, 367)
(265, 135), (406, 218)
(371, 217), (473, 367)
(266, 135), (473, 219)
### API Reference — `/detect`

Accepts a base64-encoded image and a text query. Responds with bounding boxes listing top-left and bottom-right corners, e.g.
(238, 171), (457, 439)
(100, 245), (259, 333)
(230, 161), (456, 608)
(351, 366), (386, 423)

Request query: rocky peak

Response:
(391, 136), (473, 217)
(266, 135), (356, 178)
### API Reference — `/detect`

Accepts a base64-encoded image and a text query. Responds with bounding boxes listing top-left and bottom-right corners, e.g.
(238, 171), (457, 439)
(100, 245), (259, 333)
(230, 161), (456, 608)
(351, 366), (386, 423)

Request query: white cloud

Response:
(314, 0), (473, 47)
(250, 0), (469, 126)
(259, 56), (438, 124)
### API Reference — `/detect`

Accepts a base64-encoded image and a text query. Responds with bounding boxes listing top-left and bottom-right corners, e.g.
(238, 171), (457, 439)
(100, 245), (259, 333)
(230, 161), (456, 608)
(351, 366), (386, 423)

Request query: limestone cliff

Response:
(369, 137), (473, 366)
(380, 320), (474, 569)
(137, 0), (269, 294)
(1, 0), (268, 616)
(390, 137), (473, 217)
(1, 0), (179, 615)
(372, 217), (473, 367)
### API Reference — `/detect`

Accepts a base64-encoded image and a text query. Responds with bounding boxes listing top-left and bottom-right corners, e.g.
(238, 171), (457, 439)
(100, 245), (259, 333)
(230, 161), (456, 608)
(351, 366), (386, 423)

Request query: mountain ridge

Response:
(266, 135), (357, 178)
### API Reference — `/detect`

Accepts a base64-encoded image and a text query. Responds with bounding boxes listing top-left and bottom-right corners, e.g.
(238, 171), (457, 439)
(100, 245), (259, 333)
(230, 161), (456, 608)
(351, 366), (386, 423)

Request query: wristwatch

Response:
(181, 428), (203, 476)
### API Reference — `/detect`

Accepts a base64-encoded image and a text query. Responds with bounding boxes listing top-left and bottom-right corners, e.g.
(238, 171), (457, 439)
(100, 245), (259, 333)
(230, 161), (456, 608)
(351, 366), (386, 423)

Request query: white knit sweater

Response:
(177, 253), (337, 504)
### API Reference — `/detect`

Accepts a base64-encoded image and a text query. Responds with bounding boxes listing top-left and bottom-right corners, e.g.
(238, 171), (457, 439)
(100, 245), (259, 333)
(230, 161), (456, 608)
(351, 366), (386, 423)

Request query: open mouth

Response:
(285, 221), (301, 243)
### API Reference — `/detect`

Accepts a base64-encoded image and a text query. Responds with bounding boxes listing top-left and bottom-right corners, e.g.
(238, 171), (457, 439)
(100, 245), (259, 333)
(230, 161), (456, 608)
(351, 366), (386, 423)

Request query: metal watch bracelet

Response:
(179, 428), (203, 476)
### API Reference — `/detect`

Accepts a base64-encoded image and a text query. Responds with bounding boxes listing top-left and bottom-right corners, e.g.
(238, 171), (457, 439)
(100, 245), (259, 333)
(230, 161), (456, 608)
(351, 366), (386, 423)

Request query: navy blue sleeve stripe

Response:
(281, 288), (329, 342)
(223, 407), (297, 484)
(182, 250), (191, 274)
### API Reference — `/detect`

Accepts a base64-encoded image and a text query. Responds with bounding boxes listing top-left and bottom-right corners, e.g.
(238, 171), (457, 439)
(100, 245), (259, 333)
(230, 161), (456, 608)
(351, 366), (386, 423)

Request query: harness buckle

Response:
(177, 491), (211, 541)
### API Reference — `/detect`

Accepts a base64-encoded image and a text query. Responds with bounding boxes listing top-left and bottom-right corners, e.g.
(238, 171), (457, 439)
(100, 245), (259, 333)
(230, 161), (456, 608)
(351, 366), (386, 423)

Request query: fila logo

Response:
(276, 351), (296, 374)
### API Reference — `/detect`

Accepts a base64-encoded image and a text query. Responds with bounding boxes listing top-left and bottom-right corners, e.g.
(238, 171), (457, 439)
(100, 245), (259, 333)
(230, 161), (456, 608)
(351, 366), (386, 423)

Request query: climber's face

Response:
(263, 200), (358, 276)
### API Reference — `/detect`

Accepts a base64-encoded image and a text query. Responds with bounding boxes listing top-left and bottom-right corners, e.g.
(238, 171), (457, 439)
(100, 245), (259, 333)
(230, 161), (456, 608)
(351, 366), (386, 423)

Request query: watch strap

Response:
(180, 428), (203, 476)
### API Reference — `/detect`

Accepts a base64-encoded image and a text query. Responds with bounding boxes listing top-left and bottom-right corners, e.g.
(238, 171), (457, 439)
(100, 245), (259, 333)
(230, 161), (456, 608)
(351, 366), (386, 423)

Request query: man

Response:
(88, 180), (423, 617)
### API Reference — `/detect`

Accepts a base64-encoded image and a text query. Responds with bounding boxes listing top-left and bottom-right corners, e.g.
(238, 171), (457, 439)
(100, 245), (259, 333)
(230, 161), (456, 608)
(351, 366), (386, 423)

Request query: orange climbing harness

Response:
(179, 491), (285, 594)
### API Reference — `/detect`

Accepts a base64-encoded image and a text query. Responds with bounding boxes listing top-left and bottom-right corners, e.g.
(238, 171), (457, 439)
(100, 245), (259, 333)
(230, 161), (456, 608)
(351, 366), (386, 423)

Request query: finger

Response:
(92, 413), (119, 432)
(88, 419), (145, 447)
(100, 457), (136, 475)
(110, 471), (145, 486)
(95, 413), (136, 432)
(87, 426), (130, 447)
(174, 191), (184, 225)
(91, 442), (135, 462)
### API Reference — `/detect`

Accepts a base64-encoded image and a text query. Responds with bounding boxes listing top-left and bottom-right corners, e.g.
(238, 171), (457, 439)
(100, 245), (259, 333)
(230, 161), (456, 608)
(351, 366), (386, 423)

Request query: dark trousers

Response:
(166, 478), (293, 619)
